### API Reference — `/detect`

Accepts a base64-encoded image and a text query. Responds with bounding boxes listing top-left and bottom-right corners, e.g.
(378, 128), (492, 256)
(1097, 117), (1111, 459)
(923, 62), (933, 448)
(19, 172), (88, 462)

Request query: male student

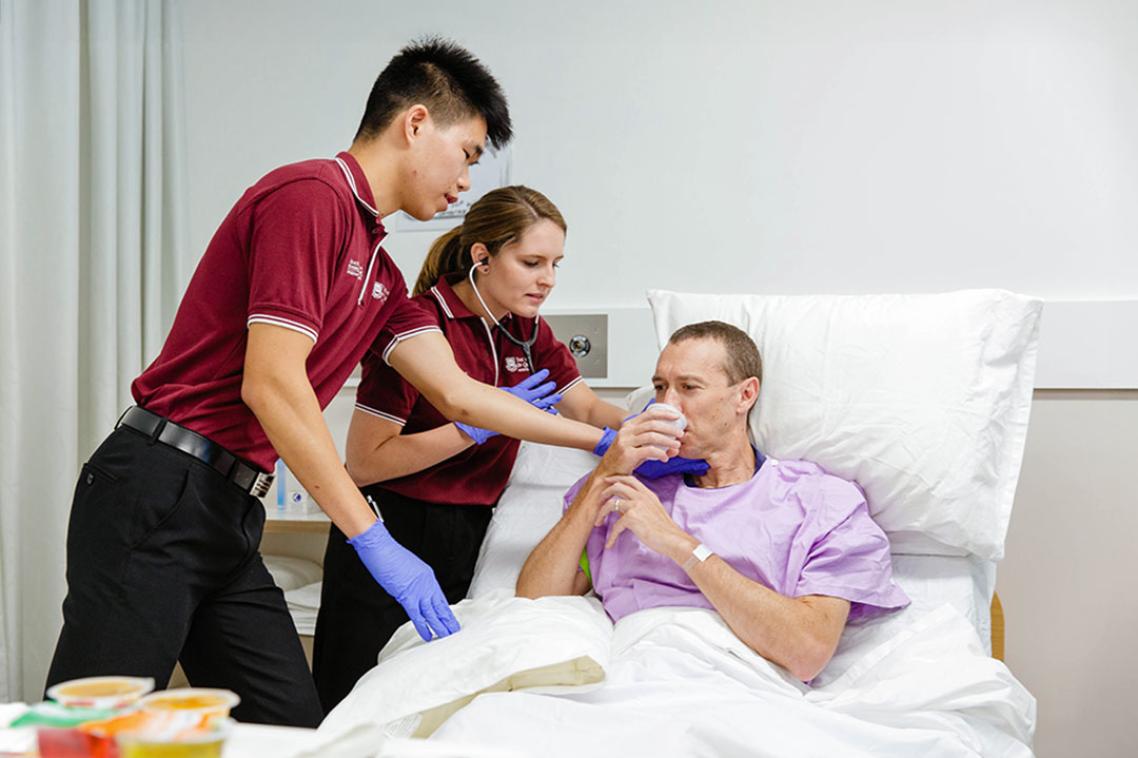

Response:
(45, 38), (683, 727)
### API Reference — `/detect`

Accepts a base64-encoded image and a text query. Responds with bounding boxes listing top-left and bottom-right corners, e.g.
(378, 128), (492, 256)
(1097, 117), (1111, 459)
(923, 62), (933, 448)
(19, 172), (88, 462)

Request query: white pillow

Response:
(811, 554), (995, 687)
(468, 443), (597, 598)
(647, 289), (1042, 560)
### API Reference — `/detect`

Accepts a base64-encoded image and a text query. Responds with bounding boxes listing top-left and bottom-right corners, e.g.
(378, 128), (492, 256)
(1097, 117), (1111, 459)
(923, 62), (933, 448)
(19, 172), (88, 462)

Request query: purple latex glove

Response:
(633, 455), (710, 478)
(456, 368), (562, 445)
(593, 426), (618, 456)
(593, 401), (710, 479)
(349, 519), (460, 641)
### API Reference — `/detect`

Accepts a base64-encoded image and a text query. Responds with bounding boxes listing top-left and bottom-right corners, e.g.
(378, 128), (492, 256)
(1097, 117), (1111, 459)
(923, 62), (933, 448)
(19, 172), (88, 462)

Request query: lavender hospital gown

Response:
(567, 452), (910, 624)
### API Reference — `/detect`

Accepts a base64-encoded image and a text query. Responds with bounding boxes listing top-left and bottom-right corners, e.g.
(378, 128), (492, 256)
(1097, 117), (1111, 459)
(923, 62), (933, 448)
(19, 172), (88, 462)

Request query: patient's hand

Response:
(595, 475), (692, 557)
(596, 405), (684, 477)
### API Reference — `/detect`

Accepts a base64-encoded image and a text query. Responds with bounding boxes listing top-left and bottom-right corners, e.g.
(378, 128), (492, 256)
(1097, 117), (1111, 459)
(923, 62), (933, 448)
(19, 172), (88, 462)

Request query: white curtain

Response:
(0, 0), (187, 702)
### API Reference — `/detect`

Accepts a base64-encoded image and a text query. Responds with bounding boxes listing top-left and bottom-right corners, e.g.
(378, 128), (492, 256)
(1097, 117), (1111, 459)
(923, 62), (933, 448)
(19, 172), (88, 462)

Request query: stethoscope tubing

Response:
(468, 260), (540, 371)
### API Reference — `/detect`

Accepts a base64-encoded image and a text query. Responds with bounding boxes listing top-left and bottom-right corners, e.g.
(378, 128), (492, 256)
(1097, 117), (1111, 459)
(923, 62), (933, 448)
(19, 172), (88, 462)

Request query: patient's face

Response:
(652, 339), (747, 458)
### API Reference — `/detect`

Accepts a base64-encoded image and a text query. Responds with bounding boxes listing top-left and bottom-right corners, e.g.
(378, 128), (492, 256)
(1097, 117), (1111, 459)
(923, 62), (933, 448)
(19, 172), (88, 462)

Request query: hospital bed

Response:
(0, 289), (1038, 757)
(307, 289), (1041, 758)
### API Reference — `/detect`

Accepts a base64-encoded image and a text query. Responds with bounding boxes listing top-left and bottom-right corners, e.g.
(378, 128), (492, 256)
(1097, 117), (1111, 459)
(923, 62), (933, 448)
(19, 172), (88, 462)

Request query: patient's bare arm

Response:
(596, 474), (851, 682)
(687, 557), (849, 682)
(514, 471), (602, 598)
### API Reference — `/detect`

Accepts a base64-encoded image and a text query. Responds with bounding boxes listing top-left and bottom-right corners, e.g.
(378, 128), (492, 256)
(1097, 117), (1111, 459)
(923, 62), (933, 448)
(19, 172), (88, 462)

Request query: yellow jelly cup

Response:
(115, 716), (233, 758)
(138, 689), (240, 724)
(47, 676), (155, 710)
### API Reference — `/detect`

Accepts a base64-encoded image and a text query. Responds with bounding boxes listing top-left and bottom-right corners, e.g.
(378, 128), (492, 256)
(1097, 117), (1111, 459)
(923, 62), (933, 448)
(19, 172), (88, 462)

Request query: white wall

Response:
(181, 2), (1138, 755)
(182, 0), (1138, 305)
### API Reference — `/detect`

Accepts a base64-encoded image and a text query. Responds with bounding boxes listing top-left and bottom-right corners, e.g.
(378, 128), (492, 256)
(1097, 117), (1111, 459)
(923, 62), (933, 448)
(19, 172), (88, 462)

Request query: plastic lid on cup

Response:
(47, 676), (155, 710)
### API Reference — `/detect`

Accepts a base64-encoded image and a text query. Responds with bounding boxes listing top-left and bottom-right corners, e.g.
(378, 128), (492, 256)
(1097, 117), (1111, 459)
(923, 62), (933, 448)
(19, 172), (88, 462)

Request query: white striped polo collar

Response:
(429, 276), (513, 322)
(333, 152), (382, 224)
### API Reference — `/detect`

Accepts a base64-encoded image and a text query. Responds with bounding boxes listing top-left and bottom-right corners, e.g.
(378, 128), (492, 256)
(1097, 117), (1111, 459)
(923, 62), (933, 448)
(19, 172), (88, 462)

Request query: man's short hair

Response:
(355, 37), (512, 148)
(667, 320), (762, 385)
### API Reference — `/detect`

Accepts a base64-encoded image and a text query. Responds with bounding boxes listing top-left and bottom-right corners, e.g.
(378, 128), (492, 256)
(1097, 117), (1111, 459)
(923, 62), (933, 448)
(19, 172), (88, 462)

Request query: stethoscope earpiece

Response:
(468, 259), (540, 370)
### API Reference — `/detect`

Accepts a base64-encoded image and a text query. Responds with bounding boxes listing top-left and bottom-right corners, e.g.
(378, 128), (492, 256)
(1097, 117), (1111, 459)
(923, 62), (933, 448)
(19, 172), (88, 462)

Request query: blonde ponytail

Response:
(413, 225), (465, 296)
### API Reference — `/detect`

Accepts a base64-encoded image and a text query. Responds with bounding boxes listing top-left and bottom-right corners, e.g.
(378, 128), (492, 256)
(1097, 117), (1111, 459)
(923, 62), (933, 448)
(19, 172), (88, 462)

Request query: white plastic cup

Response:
(653, 402), (687, 432)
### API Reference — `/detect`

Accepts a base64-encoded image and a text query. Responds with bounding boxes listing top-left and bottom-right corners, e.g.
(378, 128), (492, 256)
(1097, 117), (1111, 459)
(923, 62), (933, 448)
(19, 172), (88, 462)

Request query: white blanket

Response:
(314, 592), (1034, 757)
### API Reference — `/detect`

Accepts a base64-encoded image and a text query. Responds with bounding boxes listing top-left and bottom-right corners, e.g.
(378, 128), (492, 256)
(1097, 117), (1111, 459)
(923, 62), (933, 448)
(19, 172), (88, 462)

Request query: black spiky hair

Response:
(355, 36), (512, 149)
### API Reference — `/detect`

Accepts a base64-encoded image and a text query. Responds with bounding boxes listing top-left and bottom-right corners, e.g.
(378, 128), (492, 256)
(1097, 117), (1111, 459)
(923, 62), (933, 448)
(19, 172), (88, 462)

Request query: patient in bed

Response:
(517, 320), (910, 681)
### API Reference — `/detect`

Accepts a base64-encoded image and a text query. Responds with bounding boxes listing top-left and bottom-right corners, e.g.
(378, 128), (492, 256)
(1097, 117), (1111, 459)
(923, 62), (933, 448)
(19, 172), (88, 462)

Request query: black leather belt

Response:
(116, 406), (276, 497)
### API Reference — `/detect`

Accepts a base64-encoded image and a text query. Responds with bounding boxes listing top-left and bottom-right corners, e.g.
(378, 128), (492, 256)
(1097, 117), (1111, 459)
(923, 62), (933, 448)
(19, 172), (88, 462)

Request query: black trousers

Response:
(312, 487), (492, 713)
(45, 426), (323, 727)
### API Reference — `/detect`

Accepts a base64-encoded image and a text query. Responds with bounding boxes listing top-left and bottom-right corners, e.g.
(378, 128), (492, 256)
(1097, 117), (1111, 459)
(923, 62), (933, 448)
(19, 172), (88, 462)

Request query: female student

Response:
(311, 186), (702, 711)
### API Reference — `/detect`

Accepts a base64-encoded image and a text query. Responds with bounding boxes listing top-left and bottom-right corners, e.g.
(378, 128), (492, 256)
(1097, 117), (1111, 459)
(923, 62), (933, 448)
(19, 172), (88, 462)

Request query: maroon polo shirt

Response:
(131, 152), (439, 472)
(356, 276), (582, 506)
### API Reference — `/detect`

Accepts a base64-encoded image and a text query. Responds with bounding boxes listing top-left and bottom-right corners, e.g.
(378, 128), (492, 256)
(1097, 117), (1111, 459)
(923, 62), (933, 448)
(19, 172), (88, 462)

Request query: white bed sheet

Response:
(312, 591), (1033, 757)
(263, 554), (323, 592)
(432, 602), (1033, 758)
(284, 581), (322, 636)
(264, 555), (323, 635)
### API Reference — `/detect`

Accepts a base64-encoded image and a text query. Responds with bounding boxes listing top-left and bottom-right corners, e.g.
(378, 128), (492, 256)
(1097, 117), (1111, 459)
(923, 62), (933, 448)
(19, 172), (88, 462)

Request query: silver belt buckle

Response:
(250, 471), (275, 498)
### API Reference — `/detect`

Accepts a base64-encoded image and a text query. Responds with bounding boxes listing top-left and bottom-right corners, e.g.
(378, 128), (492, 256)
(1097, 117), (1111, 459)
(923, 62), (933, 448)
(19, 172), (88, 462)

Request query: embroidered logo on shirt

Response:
(505, 356), (530, 373)
(372, 281), (389, 302)
(346, 260), (364, 279)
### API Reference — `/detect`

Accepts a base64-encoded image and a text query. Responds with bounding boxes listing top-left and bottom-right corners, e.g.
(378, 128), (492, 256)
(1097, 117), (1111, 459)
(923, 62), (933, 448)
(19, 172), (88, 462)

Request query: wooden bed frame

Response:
(991, 592), (1005, 661)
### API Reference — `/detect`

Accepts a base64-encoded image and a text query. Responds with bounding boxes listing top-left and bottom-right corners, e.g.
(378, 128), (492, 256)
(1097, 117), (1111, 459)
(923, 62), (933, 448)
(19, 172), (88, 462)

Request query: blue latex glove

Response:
(456, 368), (563, 445)
(348, 519), (460, 642)
(593, 402), (710, 480)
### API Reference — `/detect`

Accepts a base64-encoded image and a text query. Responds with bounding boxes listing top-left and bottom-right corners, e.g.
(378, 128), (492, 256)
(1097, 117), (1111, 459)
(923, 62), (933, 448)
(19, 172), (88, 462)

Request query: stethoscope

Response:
(468, 259), (540, 371)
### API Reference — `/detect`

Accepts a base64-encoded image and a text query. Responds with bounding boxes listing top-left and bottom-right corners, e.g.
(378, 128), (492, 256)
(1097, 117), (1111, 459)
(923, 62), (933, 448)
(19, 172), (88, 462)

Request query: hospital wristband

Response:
(682, 542), (713, 572)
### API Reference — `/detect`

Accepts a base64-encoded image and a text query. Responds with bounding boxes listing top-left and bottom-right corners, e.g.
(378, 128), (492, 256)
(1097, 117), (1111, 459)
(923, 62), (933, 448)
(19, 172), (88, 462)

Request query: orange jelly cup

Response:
(138, 689), (240, 724)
